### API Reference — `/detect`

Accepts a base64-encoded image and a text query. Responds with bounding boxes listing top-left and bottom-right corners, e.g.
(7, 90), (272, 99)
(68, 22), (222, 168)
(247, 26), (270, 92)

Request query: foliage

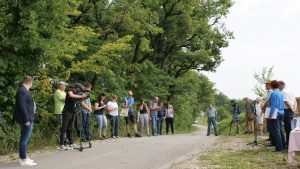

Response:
(0, 0), (233, 155)
(253, 66), (274, 98)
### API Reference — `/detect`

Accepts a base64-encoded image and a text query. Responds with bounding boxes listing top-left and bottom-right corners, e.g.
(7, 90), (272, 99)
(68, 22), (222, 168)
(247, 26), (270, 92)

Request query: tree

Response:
(253, 66), (274, 98)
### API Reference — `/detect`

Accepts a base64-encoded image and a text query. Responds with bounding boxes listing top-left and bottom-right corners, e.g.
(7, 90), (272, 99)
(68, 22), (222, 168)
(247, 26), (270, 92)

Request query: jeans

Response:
(110, 116), (119, 137)
(139, 113), (149, 136)
(151, 112), (158, 136)
(157, 117), (164, 135)
(95, 114), (107, 131)
(56, 114), (62, 143)
(270, 118), (285, 151)
(279, 115), (286, 148)
(166, 118), (174, 134)
(82, 113), (90, 140)
(284, 109), (294, 146)
(19, 122), (33, 159)
(60, 112), (75, 146)
(207, 117), (218, 136)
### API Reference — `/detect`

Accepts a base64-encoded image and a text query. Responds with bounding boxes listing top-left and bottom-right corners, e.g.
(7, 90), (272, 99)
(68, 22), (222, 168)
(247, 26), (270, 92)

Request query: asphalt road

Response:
(0, 125), (218, 169)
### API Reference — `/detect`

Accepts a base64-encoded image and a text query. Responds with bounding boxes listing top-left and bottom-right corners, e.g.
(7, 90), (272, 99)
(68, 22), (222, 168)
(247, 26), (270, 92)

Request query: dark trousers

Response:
(270, 118), (285, 151)
(166, 118), (174, 134)
(284, 109), (294, 146)
(19, 123), (33, 159)
(82, 113), (90, 140)
(157, 117), (164, 135)
(207, 117), (218, 136)
(60, 112), (75, 146)
(110, 116), (119, 137)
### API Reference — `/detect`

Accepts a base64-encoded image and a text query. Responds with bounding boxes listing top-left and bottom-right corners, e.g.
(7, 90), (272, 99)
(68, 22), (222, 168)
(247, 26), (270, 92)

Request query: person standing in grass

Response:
(254, 97), (264, 135)
(94, 93), (108, 140)
(14, 76), (37, 167)
(244, 97), (254, 134)
(54, 81), (67, 143)
(139, 99), (150, 136)
(165, 104), (174, 135)
(107, 95), (119, 138)
(206, 104), (218, 136)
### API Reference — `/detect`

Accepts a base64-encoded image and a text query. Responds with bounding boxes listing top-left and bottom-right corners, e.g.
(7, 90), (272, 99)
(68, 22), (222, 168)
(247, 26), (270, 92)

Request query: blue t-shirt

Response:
(122, 97), (134, 113)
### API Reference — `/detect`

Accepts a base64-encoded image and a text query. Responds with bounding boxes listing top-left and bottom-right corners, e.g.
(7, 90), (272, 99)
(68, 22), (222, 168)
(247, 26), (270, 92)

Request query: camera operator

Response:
(59, 83), (86, 151)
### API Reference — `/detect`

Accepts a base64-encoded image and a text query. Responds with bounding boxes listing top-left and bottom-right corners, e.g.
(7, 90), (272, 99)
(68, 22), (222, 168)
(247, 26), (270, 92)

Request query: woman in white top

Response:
(255, 97), (264, 135)
(165, 104), (174, 135)
(107, 95), (119, 138)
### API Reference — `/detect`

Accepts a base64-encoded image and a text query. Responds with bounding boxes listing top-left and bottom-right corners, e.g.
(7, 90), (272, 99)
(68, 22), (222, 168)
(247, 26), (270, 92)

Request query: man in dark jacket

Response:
(13, 76), (37, 167)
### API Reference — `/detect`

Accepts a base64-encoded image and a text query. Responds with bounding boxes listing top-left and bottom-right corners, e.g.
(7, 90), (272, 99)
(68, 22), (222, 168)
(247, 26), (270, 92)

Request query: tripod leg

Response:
(229, 121), (232, 136)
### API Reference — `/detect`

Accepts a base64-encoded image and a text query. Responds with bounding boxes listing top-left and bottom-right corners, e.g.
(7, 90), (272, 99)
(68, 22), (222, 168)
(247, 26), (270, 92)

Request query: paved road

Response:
(0, 125), (218, 169)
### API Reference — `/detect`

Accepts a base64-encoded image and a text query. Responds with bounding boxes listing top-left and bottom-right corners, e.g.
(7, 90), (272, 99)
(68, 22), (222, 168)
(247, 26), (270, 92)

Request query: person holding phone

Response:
(94, 93), (108, 140)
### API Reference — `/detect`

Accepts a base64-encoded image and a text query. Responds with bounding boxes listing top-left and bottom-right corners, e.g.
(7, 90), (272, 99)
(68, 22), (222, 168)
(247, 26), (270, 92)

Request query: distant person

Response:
(157, 102), (166, 136)
(206, 104), (218, 136)
(94, 93), (108, 140)
(262, 80), (274, 145)
(80, 83), (93, 141)
(107, 95), (119, 138)
(149, 96), (160, 136)
(14, 76), (37, 166)
(166, 104), (174, 135)
(244, 97), (254, 134)
(268, 80), (285, 152)
(254, 97), (264, 135)
(122, 91), (140, 138)
(279, 81), (298, 147)
(231, 100), (240, 134)
(139, 99), (150, 136)
(54, 82), (67, 143)
(59, 83), (86, 150)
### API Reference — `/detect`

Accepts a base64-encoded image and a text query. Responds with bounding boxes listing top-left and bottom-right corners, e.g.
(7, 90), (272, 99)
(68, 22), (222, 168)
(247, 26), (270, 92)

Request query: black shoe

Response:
(135, 133), (141, 137)
(207, 134), (210, 136)
(127, 133), (131, 138)
(215, 134), (219, 136)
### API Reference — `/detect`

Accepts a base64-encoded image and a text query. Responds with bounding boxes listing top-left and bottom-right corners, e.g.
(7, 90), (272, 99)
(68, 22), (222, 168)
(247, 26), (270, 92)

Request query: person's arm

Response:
(68, 90), (85, 99)
(59, 92), (66, 102)
(94, 102), (106, 110)
(18, 91), (30, 126)
(107, 103), (118, 112)
(81, 100), (92, 113)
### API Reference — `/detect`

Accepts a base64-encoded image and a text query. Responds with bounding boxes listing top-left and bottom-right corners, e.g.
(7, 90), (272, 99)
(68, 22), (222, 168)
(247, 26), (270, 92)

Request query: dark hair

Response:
(85, 83), (92, 88)
(270, 80), (280, 89)
(278, 81), (285, 86)
(22, 75), (33, 84)
(97, 93), (106, 102)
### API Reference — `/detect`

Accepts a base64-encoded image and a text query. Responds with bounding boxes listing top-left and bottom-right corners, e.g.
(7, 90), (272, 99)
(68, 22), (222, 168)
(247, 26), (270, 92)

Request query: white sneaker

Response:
(20, 159), (37, 167)
(59, 145), (69, 151)
(26, 158), (35, 163)
(69, 144), (78, 149)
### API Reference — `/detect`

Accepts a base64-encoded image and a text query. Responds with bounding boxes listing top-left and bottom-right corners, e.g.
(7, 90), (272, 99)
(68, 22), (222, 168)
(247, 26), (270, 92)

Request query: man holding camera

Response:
(59, 83), (86, 150)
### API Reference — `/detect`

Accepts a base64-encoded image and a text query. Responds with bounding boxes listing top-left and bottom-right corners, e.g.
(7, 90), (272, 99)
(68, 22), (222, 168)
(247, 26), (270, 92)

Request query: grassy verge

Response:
(198, 135), (300, 169)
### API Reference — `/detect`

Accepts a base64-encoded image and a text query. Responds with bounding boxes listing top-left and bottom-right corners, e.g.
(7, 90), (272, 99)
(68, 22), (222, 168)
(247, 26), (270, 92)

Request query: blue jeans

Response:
(157, 117), (164, 135)
(110, 116), (119, 137)
(207, 117), (218, 136)
(270, 118), (285, 151)
(19, 122), (33, 159)
(82, 113), (90, 140)
(95, 114), (107, 131)
(151, 112), (158, 136)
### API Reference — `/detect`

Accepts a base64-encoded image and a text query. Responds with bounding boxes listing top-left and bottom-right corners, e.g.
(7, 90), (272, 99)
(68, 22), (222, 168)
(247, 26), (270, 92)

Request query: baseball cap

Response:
(74, 83), (85, 92)
(265, 80), (271, 84)
(58, 81), (67, 86)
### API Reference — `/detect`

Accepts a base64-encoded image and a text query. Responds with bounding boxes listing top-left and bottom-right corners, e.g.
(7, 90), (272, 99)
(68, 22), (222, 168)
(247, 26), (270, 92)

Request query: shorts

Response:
(125, 113), (136, 124)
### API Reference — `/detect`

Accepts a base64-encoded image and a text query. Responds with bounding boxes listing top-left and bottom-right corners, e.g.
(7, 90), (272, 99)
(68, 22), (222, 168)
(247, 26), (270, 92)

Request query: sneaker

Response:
(26, 158), (35, 163)
(20, 159), (37, 167)
(103, 136), (108, 139)
(59, 145), (69, 151)
(116, 136), (120, 138)
(99, 137), (105, 140)
(127, 133), (131, 138)
(135, 133), (141, 137)
(69, 144), (78, 149)
(112, 136), (117, 139)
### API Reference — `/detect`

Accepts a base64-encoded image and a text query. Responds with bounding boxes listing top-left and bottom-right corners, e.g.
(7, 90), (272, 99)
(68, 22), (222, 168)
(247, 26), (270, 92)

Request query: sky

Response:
(206, 0), (300, 99)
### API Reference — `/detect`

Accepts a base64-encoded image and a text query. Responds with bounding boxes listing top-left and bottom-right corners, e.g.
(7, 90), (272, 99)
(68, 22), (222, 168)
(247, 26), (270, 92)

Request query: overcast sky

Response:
(207, 0), (300, 99)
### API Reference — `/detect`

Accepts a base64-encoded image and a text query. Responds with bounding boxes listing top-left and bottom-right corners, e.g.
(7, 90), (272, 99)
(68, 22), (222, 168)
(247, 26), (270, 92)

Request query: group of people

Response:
(231, 80), (298, 152)
(13, 76), (175, 167)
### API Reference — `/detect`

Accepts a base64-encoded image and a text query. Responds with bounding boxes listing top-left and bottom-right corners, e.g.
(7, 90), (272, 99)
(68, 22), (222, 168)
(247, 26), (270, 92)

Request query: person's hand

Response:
(88, 108), (92, 114)
(81, 94), (86, 98)
(25, 122), (30, 127)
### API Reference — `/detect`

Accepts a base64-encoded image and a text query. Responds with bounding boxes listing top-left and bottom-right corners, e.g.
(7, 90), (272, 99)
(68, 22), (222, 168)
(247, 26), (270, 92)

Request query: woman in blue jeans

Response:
(94, 93), (108, 140)
(107, 95), (119, 138)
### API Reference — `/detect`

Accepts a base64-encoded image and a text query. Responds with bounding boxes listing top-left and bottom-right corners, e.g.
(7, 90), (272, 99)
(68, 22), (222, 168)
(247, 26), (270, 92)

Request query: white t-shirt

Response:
(107, 101), (118, 116)
(281, 90), (295, 109)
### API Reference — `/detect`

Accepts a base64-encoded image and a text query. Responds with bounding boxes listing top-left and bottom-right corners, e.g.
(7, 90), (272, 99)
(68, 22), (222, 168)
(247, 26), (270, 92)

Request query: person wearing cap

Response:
(278, 81), (298, 147)
(59, 83), (86, 150)
(268, 80), (285, 152)
(122, 91), (141, 138)
(79, 83), (93, 141)
(54, 81), (67, 143)
(244, 97), (254, 134)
